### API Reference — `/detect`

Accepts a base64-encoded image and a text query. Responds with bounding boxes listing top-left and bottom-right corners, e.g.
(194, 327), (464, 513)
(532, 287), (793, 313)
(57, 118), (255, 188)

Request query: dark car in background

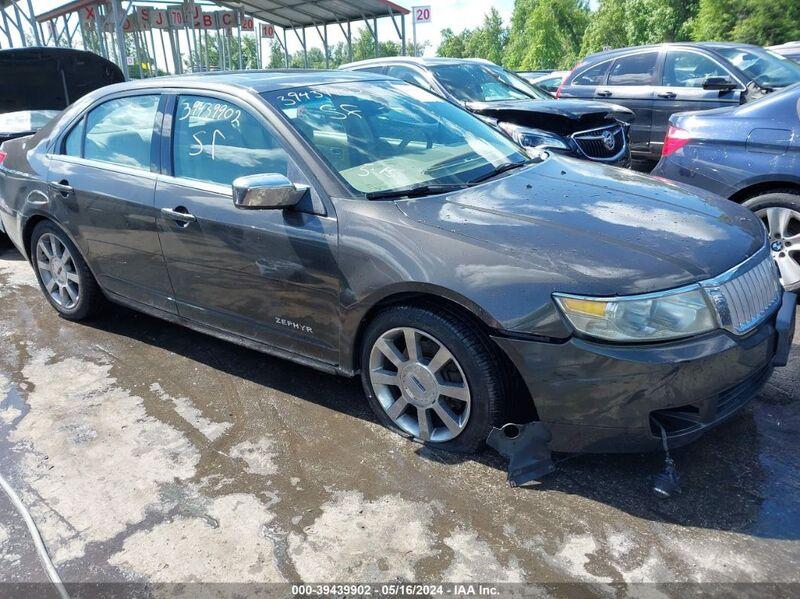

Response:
(341, 57), (633, 167)
(0, 47), (124, 145)
(0, 71), (794, 461)
(0, 47), (123, 244)
(652, 83), (800, 290)
(558, 42), (800, 161)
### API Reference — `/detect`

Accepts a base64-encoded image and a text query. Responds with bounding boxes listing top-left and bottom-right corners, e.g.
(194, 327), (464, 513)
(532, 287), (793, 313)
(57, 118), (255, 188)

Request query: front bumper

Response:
(492, 291), (795, 454)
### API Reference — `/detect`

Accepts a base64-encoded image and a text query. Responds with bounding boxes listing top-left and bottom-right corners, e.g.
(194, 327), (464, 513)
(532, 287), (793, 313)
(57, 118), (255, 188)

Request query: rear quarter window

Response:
(572, 61), (611, 86)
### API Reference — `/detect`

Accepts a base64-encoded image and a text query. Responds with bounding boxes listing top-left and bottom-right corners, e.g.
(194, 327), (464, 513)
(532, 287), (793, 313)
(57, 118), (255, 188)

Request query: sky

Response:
(1, 0), (596, 63)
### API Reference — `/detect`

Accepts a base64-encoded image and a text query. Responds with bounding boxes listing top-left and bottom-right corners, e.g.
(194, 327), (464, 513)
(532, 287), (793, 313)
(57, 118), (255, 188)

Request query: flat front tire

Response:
(744, 192), (800, 291)
(360, 305), (506, 454)
(30, 221), (104, 320)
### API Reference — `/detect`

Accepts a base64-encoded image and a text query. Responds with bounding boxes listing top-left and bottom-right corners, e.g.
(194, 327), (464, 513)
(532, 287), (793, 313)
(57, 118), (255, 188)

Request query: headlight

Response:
(497, 122), (568, 150)
(554, 287), (717, 342)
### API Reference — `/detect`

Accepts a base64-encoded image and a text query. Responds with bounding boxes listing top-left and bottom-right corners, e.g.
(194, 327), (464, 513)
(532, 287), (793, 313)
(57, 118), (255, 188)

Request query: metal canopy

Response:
(214, 0), (408, 28)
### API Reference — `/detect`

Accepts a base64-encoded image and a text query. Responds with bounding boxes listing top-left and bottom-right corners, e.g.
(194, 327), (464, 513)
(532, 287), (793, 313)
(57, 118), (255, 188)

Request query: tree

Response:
(581, 0), (698, 57)
(267, 40), (285, 68)
(691, 0), (800, 46)
(437, 28), (468, 58)
(505, 0), (590, 70)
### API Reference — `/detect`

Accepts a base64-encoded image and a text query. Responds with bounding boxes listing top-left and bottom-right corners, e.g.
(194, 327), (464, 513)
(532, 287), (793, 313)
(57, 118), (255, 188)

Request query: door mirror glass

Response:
(232, 173), (307, 209)
(702, 76), (737, 90)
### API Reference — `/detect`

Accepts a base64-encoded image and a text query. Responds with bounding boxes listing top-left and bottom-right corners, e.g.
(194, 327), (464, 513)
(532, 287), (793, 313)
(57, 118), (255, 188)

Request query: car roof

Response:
(340, 56), (495, 70)
(582, 41), (762, 63)
(102, 69), (390, 94)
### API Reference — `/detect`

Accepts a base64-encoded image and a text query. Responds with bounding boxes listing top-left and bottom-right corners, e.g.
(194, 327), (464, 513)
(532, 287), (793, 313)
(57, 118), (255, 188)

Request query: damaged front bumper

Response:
(488, 292), (796, 483)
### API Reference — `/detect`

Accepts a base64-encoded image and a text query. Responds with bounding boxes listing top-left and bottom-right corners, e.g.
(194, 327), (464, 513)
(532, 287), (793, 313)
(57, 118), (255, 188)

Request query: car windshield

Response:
(715, 46), (800, 88)
(0, 109), (59, 134)
(430, 63), (550, 103)
(263, 81), (527, 195)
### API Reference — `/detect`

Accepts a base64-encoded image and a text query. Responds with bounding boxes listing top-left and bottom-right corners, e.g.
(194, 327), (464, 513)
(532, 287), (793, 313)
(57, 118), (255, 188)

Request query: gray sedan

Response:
(652, 83), (800, 290)
(0, 71), (794, 463)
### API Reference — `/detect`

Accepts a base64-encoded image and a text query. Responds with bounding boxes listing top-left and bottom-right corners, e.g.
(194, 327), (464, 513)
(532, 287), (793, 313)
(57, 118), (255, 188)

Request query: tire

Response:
(360, 304), (506, 454)
(743, 191), (800, 291)
(30, 221), (104, 320)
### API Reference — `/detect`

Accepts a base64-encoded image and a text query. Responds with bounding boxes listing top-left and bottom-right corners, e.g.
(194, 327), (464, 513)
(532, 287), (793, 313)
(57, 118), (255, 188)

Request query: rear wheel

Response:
(744, 192), (800, 291)
(30, 221), (104, 320)
(360, 305), (506, 454)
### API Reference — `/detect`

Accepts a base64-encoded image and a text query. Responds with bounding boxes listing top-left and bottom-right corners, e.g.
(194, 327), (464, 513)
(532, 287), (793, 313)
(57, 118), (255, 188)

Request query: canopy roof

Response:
(214, 0), (408, 28)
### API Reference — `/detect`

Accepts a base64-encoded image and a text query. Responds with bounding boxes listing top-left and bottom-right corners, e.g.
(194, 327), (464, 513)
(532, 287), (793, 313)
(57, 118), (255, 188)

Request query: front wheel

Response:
(360, 305), (506, 454)
(744, 192), (800, 291)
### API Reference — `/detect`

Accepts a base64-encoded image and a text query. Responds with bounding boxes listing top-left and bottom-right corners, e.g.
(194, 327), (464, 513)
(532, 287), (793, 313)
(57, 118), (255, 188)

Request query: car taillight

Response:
(0, 150), (6, 165)
(662, 126), (691, 157)
(556, 64), (577, 98)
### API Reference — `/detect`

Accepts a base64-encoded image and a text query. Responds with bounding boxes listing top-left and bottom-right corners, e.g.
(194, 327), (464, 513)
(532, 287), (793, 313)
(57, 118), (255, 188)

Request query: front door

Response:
(47, 93), (176, 313)
(651, 50), (743, 155)
(594, 51), (660, 155)
(154, 93), (340, 363)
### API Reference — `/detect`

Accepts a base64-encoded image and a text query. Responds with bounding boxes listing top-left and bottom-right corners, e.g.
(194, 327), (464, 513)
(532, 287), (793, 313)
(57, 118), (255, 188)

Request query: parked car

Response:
(558, 42), (800, 161)
(769, 42), (800, 64)
(0, 72), (794, 462)
(0, 47), (123, 245)
(341, 57), (633, 167)
(517, 70), (569, 96)
(652, 83), (800, 290)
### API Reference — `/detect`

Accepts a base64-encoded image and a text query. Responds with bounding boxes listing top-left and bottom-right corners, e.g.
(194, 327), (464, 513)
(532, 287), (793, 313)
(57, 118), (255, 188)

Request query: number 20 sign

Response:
(413, 6), (431, 24)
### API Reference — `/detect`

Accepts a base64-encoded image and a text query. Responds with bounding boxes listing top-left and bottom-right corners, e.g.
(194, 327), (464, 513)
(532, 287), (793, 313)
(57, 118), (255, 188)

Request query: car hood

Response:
(0, 47), (124, 114)
(465, 99), (634, 135)
(395, 156), (765, 296)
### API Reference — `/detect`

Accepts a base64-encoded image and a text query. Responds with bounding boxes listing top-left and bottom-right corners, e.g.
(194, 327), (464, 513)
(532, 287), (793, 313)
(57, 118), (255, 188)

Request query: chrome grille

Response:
(704, 253), (782, 335)
(571, 124), (627, 161)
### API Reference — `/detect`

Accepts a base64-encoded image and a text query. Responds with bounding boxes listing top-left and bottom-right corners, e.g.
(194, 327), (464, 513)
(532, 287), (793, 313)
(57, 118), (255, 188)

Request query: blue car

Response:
(652, 83), (800, 290)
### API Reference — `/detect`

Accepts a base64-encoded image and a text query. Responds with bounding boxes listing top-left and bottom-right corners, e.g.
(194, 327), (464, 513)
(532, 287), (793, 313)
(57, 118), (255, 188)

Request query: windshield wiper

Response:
(467, 161), (528, 185)
(365, 183), (467, 201)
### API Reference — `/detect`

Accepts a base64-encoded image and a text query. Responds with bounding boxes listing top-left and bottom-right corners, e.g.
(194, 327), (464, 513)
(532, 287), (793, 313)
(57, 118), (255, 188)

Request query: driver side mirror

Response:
(232, 174), (308, 209)
(702, 76), (737, 91)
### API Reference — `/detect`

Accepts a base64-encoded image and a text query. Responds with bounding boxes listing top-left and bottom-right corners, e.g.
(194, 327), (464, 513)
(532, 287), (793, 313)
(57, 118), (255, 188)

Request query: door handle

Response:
(49, 180), (73, 196)
(161, 207), (196, 223)
(657, 91), (677, 99)
(596, 90), (612, 97)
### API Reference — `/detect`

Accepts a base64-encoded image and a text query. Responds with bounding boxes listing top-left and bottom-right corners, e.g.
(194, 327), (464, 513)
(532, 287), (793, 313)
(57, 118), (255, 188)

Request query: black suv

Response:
(558, 42), (800, 161)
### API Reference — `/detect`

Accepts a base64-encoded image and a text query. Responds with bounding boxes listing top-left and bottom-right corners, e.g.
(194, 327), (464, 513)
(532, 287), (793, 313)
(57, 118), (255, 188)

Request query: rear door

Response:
(595, 51), (661, 154)
(47, 92), (176, 313)
(154, 92), (340, 363)
(651, 49), (743, 154)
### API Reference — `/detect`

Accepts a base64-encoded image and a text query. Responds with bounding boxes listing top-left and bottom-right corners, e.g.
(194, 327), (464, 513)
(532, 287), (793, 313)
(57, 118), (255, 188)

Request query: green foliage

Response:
(691, 0), (800, 46)
(505, 0), (589, 69)
(581, 0), (698, 57)
(437, 9), (507, 64)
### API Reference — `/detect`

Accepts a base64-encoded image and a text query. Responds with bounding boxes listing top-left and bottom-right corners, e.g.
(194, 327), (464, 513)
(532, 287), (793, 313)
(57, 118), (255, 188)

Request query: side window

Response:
(607, 52), (658, 86)
(173, 95), (289, 186)
(385, 65), (433, 91)
(63, 118), (84, 157)
(84, 95), (159, 169)
(354, 66), (386, 75)
(662, 51), (731, 87)
(573, 61), (611, 86)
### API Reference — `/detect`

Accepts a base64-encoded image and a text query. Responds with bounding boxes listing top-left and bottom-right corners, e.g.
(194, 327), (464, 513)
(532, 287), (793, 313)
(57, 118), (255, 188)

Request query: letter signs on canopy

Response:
(240, 15), (254, 32)
(218, 10), (236, 29)
(152, 9), (169, 29)
(260, 23), (275, 39)
(136, 7), (152, 30)
(413, 6), (431, 23)
(167, 5), (184, 27)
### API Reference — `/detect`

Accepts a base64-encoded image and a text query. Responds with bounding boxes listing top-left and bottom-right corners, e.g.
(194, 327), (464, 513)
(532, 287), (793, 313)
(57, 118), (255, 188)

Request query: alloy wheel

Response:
(36, 233), (80, 310)
(369, 327), (471, 443)
(756, 207), (800, 290)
